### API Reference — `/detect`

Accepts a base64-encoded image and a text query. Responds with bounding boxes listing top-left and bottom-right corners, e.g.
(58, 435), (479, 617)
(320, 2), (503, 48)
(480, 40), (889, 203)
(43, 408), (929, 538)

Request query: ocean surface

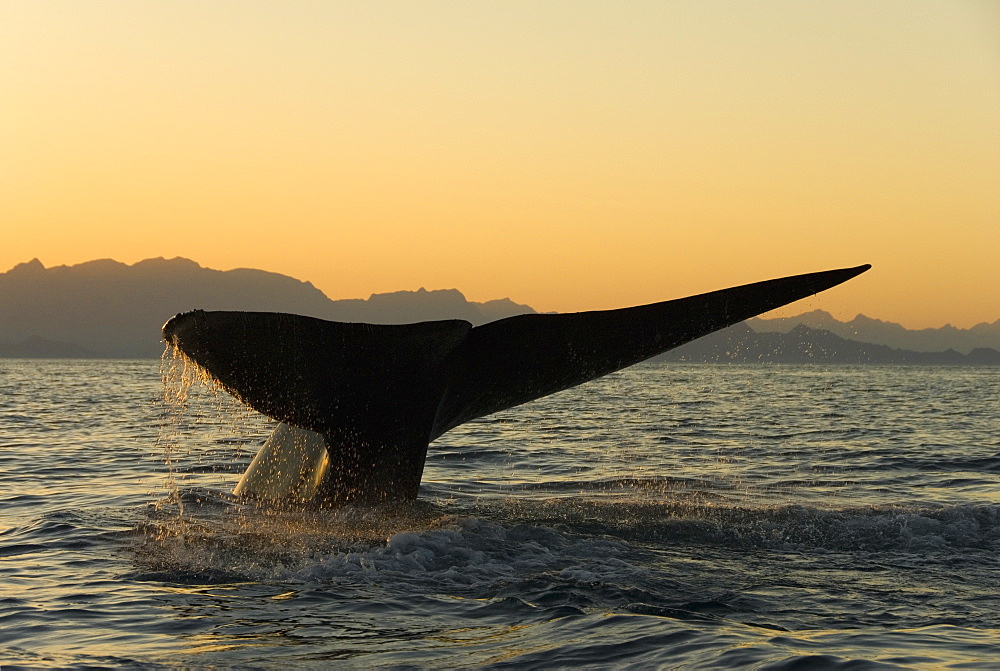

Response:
(1, 359), (998, 669)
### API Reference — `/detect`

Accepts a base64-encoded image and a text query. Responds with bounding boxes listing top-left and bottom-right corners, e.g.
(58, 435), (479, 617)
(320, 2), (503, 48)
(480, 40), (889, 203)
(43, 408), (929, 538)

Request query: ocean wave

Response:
(879, 452), (1000, 474)
(129, 489), (1000, 593)
(492, 497), (1000, 554)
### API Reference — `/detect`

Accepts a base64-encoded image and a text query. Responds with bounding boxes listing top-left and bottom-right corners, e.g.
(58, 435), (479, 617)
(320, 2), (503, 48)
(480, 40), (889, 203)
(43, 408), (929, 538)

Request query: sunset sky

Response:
(2, 1), (997, 328)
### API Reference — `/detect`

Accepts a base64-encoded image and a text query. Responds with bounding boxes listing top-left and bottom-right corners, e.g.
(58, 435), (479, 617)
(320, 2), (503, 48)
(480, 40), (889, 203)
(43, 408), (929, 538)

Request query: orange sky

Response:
(2, 1), (998, 328)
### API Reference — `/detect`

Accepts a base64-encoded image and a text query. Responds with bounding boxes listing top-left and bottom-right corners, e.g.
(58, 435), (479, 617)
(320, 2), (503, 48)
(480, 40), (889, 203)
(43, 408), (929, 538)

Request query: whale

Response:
(162, 264), (870, 505)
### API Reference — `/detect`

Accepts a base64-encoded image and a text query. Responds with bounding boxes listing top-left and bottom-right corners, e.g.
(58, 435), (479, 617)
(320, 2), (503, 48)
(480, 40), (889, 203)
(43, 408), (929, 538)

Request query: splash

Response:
(146, 343), (441, 565)
(134, 494), (456, 580)
(157, 343), (195, 519)
(155, 343), (256, 524)
(160, 340), (219, 410)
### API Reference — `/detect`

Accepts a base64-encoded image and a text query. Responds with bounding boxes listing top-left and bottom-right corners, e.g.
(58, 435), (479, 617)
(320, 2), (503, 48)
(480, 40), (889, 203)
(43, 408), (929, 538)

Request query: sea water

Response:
(1, 360), (998, 668)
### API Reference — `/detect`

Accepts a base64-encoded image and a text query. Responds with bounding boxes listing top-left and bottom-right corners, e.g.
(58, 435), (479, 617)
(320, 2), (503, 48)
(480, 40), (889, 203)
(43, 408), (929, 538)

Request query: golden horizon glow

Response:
(2, 1), (998, 329)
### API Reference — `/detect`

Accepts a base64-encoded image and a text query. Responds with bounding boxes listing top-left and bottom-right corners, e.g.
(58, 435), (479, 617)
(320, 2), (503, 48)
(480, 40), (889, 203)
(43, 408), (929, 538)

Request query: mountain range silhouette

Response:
(750, 310), (1000, 355)
(1, 257), (997, 364)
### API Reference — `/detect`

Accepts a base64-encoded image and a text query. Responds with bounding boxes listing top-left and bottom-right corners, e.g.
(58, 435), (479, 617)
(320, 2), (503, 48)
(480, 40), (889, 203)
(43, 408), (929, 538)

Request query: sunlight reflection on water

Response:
(1, 360), (998, 667)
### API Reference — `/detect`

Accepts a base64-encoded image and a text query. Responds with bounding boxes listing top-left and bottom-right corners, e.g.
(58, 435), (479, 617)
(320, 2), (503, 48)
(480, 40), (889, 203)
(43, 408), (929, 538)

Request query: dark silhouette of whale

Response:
(162, 264), (870, 504)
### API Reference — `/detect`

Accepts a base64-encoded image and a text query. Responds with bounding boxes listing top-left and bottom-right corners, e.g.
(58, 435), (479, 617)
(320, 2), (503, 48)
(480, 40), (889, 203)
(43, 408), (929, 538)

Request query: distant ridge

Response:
(0, 257), (534, 358)
(1, 257), (996, 363)
(749, 310), (1000, 355)
(659, 323), (1000, 365)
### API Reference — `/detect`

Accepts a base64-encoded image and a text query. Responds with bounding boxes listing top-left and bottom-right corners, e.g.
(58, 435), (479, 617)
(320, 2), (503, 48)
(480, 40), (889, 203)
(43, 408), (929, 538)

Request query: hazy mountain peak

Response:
(800, 309), (834, 319)
(848, 314), (891, 326)
(368, 287), (467, 301)
(132, 256), (203, 270)
(70, 259), (130, 274)
(7, 258), (46, 274)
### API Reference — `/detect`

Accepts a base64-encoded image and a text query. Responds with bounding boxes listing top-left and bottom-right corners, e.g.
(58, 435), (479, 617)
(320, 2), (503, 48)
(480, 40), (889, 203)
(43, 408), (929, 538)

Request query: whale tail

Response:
(163, 264), (870, 504)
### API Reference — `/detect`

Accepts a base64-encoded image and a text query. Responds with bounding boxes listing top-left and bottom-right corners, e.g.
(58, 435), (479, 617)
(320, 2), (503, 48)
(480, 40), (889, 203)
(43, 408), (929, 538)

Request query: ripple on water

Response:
(2, 361), (999, 667)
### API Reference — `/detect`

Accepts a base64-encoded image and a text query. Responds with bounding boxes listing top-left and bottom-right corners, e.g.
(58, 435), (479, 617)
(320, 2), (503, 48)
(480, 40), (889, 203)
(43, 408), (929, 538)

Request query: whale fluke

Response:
(163, 264), (870, 504)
